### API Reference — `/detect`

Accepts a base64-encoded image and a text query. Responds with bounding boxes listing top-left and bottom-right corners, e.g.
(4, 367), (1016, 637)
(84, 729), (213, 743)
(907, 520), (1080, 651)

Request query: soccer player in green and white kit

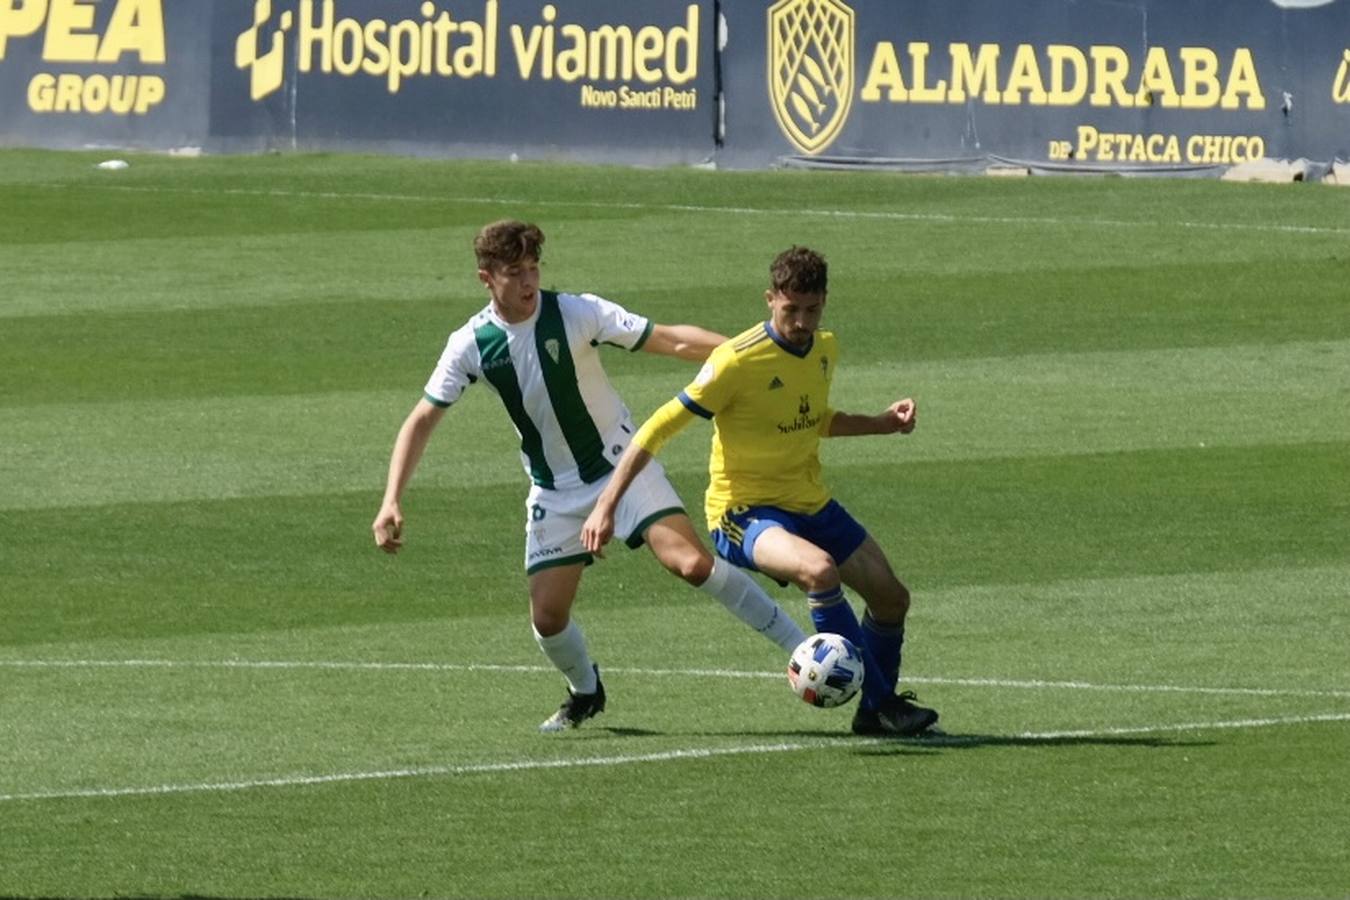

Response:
(372, 220), (806, 732)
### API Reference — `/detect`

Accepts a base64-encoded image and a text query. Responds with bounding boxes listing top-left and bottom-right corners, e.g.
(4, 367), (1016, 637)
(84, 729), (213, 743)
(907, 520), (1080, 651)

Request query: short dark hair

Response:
(474, 220), (544, 271)
(769, 246), (827, 294)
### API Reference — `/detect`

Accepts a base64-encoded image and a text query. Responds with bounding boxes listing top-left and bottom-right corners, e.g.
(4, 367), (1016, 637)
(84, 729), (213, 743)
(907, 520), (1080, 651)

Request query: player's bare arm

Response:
(580, 443), (656, 555)
(373, 399), (447, 553)
(826, 398), (917, 437)
(641, 323), (727, 361)
(581, 389), (698, 554)
(576, 321), (720, 553)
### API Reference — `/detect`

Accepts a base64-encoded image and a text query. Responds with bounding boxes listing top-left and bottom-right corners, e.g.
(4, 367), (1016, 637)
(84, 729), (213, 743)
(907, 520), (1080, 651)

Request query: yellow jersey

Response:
(677, 322), (837, 531)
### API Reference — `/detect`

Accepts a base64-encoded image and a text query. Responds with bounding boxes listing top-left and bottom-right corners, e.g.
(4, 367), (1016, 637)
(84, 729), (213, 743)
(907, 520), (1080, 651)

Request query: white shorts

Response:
(523, 460), (685, 574)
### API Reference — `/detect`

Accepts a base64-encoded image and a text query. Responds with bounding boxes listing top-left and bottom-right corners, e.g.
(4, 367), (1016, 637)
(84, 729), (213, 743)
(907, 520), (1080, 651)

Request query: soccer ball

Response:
(787, 633), (865, 708)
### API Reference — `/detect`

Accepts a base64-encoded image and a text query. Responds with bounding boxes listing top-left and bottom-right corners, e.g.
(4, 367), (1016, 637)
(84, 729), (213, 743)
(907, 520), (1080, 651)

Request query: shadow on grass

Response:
(590, 723), (1218, 752)
(600, 726), (666, 737)
(633, 728), (1215, 750)
(856, 732), (1215, 751)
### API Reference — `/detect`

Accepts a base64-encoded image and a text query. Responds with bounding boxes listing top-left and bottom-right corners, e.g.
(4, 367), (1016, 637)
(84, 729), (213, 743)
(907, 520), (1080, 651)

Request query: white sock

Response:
(699, 559), (807, 653)
(533, 620), (598, 694)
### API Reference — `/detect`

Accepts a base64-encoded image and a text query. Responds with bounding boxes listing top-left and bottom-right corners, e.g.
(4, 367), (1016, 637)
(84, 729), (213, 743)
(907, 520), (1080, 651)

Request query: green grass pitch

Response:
(1, 149), (1347, 898)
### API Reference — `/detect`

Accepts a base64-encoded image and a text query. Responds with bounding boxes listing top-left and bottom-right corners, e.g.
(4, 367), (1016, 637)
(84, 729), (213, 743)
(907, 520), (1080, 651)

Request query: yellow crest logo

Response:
(767, 0), (855, 155)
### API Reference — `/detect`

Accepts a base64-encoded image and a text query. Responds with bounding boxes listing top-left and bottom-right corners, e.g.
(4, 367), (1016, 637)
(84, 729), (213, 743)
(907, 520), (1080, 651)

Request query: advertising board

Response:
(2, 0), (1346, 175)
(211, 0), (716, 163)
(0, 0), (207, 149)
(718, 0), (1350, 172)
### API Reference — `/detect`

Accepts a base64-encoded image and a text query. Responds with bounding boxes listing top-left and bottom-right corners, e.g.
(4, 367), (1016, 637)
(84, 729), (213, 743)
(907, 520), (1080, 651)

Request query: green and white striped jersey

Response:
(423, 290), (655, 491)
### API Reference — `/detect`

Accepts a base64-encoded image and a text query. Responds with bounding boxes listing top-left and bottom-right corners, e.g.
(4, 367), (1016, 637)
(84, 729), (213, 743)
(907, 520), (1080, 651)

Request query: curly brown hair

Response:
(474, 220), (544, 271)
(769, 246), (827, 294)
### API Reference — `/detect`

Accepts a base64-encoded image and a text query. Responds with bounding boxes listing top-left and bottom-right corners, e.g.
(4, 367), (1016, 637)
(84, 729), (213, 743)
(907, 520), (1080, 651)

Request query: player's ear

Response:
(477, 267), (493, 289)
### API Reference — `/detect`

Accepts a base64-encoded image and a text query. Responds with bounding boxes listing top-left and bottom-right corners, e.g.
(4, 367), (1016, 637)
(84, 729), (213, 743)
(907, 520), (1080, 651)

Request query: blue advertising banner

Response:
(210, 0), (716, 163)
(2, 0), (1348, 175)
(0, 0), (208, 150)
(717, 0), (1350, 172)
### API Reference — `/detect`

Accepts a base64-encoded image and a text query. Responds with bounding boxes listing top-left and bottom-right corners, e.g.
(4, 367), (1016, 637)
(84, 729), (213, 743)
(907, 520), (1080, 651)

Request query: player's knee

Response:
(531, 612), (568, 636)
(798, 552), (840, 594)
(665, 549), (714, 586)
(894, 581), (912, 618)
(529, 598), (571, 636)
(866, 580), (910, 623)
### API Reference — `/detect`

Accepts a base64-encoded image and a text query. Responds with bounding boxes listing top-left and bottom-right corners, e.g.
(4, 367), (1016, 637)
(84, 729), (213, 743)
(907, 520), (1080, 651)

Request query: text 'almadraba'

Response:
(861, 42), (1265, 110)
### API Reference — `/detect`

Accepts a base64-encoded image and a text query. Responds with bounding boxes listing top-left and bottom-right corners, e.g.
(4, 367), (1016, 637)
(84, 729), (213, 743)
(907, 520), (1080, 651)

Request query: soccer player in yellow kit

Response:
(583, 246), (939, 736)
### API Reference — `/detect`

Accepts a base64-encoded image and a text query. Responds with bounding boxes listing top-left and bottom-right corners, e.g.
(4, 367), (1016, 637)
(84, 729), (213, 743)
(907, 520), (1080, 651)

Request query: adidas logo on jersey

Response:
(768, 376), (785, 390)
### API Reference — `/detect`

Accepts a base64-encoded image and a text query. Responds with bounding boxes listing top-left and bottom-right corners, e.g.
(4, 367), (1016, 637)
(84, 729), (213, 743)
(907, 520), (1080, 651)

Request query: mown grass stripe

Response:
(25, 182), (1350, 238)
(3, 713), (1346, 804)
(3, 658), (1347, 699)
(4, 337), (1346, 511)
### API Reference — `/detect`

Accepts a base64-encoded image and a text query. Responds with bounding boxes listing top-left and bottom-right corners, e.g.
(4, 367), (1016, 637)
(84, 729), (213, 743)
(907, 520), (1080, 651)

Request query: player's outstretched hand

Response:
(887, 398), (917, 434)
(581, 506), (615, 557)
(372, 503), (404, 554)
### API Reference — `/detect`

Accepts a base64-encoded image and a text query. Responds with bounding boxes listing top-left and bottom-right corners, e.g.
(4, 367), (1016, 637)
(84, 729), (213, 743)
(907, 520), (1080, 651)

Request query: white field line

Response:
(29, 182), (1350, 237)
(3, 657), (1349, 700)
(2, 712), (1348, 804)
